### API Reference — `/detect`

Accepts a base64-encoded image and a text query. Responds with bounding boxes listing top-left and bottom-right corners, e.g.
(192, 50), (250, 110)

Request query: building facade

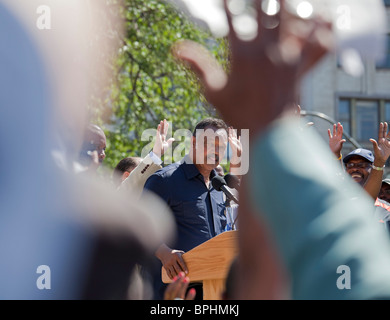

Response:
(300, 0), (390, 162)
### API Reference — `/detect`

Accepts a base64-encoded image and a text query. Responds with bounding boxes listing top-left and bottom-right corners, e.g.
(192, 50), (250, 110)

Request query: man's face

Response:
(82, 129), (107, 165)
(345, 156), (372, 187)
(93, 131), (107, 164)
(379, 183), (390, 203)
(193, 127), (228, 171)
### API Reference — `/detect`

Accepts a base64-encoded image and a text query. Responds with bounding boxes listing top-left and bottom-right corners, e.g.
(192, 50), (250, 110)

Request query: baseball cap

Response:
(343, 148), (374, 164)
(382, 178), (390, 186)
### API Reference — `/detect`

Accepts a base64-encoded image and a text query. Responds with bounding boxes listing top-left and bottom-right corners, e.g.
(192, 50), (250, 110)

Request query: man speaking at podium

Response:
(144, 118), (240, 300)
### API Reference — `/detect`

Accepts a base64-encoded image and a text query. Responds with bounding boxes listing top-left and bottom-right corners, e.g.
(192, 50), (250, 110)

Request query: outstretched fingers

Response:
(385, 122), (390, 141)
(223, 0), (239, 43)
(255, 0), (283, 43)
(380, 122), (389, 141)
(297, 17), (334, 78)
(378, 122), (385, 141)
(172, 40), (227, 94)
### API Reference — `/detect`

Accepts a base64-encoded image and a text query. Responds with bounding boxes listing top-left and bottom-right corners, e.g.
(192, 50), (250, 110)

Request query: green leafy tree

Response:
(91, 0), (229, 171)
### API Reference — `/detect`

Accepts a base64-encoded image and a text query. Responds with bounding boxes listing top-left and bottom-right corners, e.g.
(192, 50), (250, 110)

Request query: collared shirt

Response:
(143, 155), (227, 252)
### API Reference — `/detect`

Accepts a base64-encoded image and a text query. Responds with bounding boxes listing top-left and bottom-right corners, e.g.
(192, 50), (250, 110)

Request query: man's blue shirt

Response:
(143, 156), (227, 252)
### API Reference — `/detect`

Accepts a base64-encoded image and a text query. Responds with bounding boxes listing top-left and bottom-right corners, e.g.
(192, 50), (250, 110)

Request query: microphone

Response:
(211, 175), (239, 205)
(224, 173), (240, 190)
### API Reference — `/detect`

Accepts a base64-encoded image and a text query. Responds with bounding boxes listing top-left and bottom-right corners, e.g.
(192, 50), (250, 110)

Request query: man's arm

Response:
(120, 152), (162, 198)
(120, 119), (174, 197)
(365, 122), (390, 200)
(155, 243), (188, 280)
(328, 122), (345, 163)
(143, 173), (188, 279)
(152, 119), (175, 159)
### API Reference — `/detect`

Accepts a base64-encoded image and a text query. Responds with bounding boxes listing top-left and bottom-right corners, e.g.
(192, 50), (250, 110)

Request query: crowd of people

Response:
(78, 116), (241, 300)
(328, 122), (390, 225)
(3, 0), (390, 301)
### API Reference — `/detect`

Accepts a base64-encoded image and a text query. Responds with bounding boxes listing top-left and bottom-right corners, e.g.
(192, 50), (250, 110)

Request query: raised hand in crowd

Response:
(364, 122), (390, 199)
(153, 119), (175, 159)
(328, 122), (345, 161)
(119, 119), (173, 197)
(370, 122), (390, 169)
(227, 127), (242, 175)
(334, 122), (390, 200)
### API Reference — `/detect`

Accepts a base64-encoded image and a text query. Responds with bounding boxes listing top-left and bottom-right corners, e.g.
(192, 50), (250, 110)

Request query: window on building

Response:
(338, 98), (390, 144)
(386, 101), (390, 120)
(376, 34), (390, 69)
(338, 99), (351, 135)
(356, 101), (379, 141)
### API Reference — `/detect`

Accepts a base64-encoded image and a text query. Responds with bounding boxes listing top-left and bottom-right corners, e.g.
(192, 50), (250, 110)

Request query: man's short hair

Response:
(114, 157), (142, 175)
(112, 157), (142, 187)
(192, 118), (229, 137)
(83, 124), (105, 143)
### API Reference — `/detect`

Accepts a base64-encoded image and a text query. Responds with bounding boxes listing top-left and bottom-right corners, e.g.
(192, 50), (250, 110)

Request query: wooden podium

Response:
(162, 230), (238, 300)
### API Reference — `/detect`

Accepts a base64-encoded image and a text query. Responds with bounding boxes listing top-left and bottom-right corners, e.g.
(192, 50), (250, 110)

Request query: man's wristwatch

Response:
(372, 164), (385, 171)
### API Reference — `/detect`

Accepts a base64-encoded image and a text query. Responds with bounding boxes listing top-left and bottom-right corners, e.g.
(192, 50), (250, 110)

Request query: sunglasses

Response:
(345, 162), (372, 169)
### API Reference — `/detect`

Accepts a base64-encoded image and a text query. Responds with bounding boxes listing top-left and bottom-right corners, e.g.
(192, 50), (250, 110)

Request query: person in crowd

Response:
(379, 179), (390, 204)
(79, 124), (107, 166)
(112, 157), (142, 188)
(328, 121), (390, 200)
(119, 119), (174, 198)
(72, 124), (107, 175)
(0, 0), (175, 300)
(75, 122), (174, 298)
(143, 117), (242, 299)
(172, 0), (390, 299)
(374, 179), (390, 224)
(328, 122), (390, 224)
(113, 120), (175, 298)
(77, 118), (173, 192)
